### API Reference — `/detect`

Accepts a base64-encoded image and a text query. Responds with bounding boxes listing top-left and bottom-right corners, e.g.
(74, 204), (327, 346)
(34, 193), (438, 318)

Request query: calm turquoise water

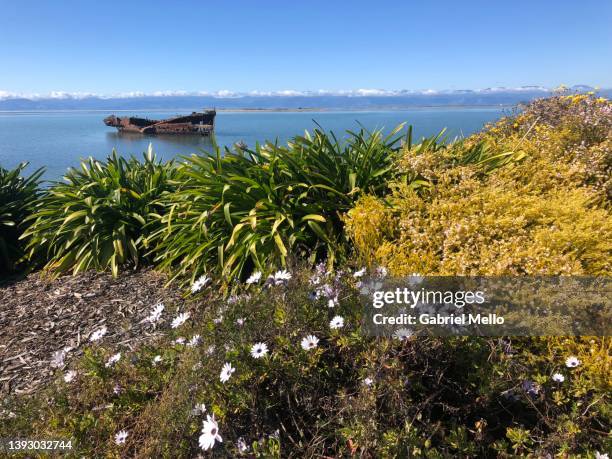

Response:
(0, 108), (505, 180)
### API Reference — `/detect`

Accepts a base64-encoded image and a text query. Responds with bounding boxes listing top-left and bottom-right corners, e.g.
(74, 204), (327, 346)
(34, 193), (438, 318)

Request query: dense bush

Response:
(23, 148), (177, 276)
(2, 268), (609, 457)
(346, 94), (612, 276)
(0, 162), (43, 275)
(151, 126), (408, 285)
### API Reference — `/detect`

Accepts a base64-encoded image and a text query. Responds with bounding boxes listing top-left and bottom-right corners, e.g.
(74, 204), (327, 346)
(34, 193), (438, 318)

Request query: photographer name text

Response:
(372, 312), (504, 325)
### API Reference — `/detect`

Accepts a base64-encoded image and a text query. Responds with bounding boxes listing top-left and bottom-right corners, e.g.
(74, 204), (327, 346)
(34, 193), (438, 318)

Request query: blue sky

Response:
(1, 0), (611, 95)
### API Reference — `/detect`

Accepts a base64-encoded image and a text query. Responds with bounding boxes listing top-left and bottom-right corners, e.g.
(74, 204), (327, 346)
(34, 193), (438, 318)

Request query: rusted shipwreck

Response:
(103, 110), (215, 135)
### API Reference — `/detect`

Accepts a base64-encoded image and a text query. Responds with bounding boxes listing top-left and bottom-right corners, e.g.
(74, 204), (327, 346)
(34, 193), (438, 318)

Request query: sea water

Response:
(0, 108), (505, 180)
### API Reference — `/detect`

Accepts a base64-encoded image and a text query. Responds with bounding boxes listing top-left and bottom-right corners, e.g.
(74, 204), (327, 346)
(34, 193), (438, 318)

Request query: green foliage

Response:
(22, 147), (176, 276)
(2, 95), (610, 457)
(2, 268), (609, 457)
(151, 126), (407, 285)
(0, 162), (43, 274)
(505, 427), (532, 454)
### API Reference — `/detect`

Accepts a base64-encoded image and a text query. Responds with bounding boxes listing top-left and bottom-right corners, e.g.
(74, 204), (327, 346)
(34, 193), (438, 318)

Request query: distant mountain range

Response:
(0, 86), (608, 111)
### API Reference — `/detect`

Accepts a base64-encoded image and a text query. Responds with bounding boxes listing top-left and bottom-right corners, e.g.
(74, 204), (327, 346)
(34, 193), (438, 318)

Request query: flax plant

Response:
(150, 125), (406, 284)
(0, 162), (43, 273)
(23, 147), (176, 276)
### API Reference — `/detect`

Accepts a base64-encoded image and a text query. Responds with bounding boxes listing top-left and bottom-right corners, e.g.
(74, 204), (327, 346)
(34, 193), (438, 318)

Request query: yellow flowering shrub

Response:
(343, 94), (611, 455)
(348, 177), (611, 276)
(346, 94), (612, 276)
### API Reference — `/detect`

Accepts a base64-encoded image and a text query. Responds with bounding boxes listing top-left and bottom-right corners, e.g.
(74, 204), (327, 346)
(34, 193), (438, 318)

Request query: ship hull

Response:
(103, 111), (215, 135)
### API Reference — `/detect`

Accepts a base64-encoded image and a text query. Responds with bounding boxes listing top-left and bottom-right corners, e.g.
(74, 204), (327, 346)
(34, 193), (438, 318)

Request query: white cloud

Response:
(354, 88), (395, 96)
(0, 86), (566, 101)
(113, 91), (150, 99)
(0, 90), (18, 99)
(214, 89), (239, 98)
(276, 89), (304, 96)
(150, 90), (189, 97)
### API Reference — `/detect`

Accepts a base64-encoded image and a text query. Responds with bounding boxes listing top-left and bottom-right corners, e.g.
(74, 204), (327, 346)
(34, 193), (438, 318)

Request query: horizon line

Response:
(0, 84), (605, 101)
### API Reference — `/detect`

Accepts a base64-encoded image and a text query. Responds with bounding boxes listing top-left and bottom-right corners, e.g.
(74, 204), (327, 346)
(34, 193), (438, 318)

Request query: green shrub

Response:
(23, 148), (176, 276)
(151, 126), (407, 285)
(3, 267), (609, 457)
(0, 162), (43, 274)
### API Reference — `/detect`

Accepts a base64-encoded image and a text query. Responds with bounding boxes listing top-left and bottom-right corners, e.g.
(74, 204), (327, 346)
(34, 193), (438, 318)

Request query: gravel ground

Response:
(0, 269), (187, 395)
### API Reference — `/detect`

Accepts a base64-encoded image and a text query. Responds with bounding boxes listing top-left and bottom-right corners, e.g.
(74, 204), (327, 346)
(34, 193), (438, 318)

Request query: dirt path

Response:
(0, 269), (186, 395)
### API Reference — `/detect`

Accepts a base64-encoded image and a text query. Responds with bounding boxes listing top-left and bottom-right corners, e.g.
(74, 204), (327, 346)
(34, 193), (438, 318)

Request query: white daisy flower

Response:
(105, 352), (121, 368)
(272, 269), (292, 284)
(250, 342), (268, 359)
(363, 377), (374, 386)
(113, 384), (122, 395)
(393, 328), (413, 341)
(144, 302), (164, 323)
(199, 414), (222, 451)
(319, 283), (336, 298)
(152, 355), (162, 365)
(89, 326), (107, 342)
(114, 429), (128, 445)
(220, 362), (235, 383)
(171, 312), (190, 328)
(236, 437), (249, 453)
(246, 271), (262, 284)
(353, 267), (366, 278)
(327, 297), (338, 308)
(50, 349), (66, 368)
(205, 345), (216, 355)
(301, 334), (319, 351)
(236, 318), (245, 326)
(63, 370), (77, 383)
(174, 337), (186, 345)
(552, 373), (565, 383)
(191, 275), (211, 293)
(329, 315), (344, 329)
(187, 335), (201, 347)
(595, 452), (609, 459)
(192, 402), (206, 415)
(565, 356), (581, 368)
